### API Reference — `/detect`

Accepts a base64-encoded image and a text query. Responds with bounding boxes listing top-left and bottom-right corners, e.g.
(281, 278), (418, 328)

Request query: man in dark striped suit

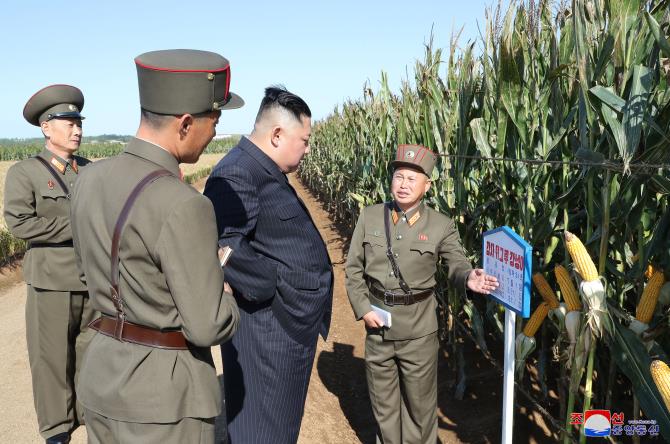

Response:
(204, 86), (333, 444)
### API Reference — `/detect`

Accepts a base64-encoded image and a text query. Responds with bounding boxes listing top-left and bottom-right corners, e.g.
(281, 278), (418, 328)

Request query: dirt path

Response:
(0, 174), (555, 443)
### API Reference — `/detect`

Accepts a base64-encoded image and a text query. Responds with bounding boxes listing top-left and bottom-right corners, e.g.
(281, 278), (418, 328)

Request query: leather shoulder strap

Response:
(34, 155), (70, 198)
(384, 203), (412, 295)
(109, 169), (174, 339)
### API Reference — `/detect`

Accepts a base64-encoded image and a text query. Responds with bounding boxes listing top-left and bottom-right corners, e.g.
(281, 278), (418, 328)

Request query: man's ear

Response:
(178, 114), (195, 138)
(424, 179), (431, 194)
(271, 125), (282, 148)
(41, 120), (50, 139)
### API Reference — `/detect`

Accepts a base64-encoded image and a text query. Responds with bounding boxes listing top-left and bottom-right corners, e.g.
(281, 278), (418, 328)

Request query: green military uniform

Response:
(70, 49), (242, 444)
(3, 84), (96, 442)
(345, 144), (473, 444)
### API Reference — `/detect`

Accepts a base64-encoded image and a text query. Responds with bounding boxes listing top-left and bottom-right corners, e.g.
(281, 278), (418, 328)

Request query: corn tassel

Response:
(564, 231), (598, 281)
(650, 360), (670, 412)
(636, 270), (666, 324)
(533, 273), (559, 310)
(523, 302), (550, 337)
(555, 265), (582, 311)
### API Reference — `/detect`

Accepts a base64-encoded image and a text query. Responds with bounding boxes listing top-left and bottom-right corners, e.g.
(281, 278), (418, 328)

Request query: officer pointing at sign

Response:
(4, 85), (95, 444)
(345, 144), (498, 444)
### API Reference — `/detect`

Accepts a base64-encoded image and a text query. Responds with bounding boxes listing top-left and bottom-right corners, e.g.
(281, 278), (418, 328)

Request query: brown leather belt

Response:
(369, 286), (434, 306)
(89, 315), (189, 350)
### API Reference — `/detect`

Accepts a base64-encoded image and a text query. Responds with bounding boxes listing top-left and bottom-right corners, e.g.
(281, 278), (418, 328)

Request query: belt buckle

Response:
(383, 290), (395, 307)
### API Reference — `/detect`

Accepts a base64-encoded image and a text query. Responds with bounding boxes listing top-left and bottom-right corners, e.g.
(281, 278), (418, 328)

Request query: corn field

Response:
(0, 136), (239, 161)
(300, 0), (670, 441)
(0, 138), (238, 265)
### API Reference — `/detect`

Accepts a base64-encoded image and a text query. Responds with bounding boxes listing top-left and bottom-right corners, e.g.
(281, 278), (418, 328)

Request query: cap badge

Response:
(47, 180), (55, 190)
(405, 150), (415, 159)
(68, 104), (78, 112)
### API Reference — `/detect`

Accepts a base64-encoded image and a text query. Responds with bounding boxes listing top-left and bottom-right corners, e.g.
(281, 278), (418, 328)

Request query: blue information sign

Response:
(482, 226), (532, 318)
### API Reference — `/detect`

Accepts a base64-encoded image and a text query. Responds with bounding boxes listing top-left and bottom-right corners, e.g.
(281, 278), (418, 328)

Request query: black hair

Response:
(255, 85), (311, 124)
(140, 108), (175, 129)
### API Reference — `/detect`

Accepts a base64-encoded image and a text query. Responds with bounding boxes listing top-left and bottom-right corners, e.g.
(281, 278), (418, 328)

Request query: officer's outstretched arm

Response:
(345, 210), (373, 319)
(438, 217), (473, 291)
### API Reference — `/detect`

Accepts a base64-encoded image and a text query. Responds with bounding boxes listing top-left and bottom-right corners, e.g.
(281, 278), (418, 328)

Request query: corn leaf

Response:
(610, 322), (670, 441)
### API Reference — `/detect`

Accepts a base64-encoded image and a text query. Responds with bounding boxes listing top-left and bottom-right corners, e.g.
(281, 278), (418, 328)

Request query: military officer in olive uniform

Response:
(345, 144), (498, 444)
(70, 49), (241, 444)
(3, 85), (95, 444)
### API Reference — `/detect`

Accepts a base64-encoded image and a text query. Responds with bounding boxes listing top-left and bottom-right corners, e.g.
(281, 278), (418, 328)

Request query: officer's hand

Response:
(224, 281), (233, 294)
(466, 268), (499, 294)
(362, 311), (385, 329)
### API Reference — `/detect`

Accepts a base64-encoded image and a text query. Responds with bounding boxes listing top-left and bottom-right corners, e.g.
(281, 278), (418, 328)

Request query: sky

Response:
(1, 0), (509, 139)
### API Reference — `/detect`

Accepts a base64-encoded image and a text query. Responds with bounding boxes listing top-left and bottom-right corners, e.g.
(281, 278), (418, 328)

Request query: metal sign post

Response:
(502, 308), (516, 443)
(482, 226), (532, 444)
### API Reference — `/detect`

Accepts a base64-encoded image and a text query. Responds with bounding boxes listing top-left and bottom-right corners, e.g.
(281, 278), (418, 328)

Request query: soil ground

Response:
(0, 174), (557, 443)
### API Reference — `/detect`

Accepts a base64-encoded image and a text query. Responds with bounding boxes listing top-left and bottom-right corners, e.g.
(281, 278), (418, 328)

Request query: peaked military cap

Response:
(390, 144), (438, 177)
(135, 49), (244, 115)
(23, 84), (85, 126)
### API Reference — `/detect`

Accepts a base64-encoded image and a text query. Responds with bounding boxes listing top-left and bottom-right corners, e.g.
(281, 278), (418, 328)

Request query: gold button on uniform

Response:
(396, 235), (402, 240)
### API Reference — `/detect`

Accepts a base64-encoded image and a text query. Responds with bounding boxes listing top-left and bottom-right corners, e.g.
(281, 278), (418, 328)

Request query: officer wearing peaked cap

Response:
(3, 84), (95, 444)
(345, 144), (498, 444)
(70, 49), (240, 443)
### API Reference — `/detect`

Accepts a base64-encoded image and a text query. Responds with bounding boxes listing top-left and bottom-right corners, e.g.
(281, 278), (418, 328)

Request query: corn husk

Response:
(548, 302), (568, 329)
(515, 333), (536, 377)
(564, 310), (582, 368)
(629, 318), (654, 352)
(579, 278), (612, 338)
(658, 282), (670, 309)
(569, 324), (592, 393)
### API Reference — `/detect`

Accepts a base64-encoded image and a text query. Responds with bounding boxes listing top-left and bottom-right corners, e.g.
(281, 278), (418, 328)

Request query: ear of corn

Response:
(564, 231), (599, 282)
(555, 265), (582, 311)
(532, 273), (559, 309)
(636, 270), (666, 324)
(645, 264), (656, 280)
(523, 302), (550, 337)
(650, 360), (670, 412)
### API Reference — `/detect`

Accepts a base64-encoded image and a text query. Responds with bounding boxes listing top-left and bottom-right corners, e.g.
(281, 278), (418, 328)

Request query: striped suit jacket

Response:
(203, 136), (333, 344)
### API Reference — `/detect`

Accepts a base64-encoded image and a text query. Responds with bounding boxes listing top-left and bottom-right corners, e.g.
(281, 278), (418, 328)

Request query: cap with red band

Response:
(134, 49), (244, 115)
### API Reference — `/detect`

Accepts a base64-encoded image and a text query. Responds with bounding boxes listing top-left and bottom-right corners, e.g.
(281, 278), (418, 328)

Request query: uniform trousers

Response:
(82, 408), (215, 444)
(366, 331), (439, 444)
(26, 285), (96, 439)
(223, 303), (318, 444)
